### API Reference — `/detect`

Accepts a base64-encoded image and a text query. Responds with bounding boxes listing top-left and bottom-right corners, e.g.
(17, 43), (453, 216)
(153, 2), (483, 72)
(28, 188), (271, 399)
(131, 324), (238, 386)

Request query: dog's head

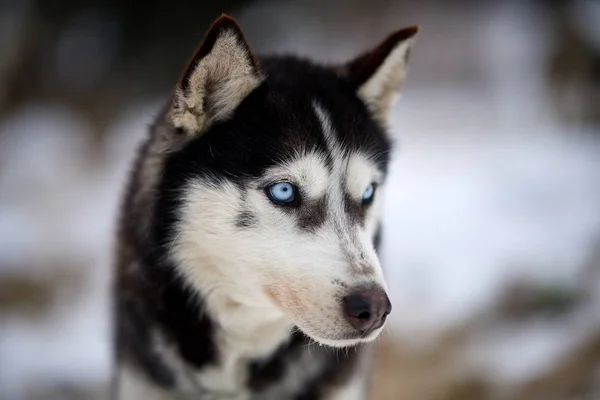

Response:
(157, 15), (417, 347)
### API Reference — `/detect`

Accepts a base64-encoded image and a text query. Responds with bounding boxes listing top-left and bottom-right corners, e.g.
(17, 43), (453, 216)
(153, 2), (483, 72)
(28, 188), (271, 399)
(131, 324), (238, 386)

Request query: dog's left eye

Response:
(266, 182), (298, 206)
(362, 183), (376, 205)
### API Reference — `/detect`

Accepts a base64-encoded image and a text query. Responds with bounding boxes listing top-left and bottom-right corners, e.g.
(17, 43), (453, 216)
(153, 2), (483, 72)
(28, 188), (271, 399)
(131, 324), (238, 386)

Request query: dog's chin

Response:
(303, 328), (384, 349)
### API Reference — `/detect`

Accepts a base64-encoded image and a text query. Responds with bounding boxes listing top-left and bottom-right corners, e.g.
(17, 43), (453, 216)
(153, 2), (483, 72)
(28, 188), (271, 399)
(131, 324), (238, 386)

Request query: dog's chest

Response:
(168, 329), (332, 399)
(170, 306), (308, 397)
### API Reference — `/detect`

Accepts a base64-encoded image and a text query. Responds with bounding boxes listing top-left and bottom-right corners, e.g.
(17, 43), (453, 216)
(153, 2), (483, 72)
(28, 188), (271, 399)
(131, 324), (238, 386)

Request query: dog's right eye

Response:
(266, 182), (299, 207)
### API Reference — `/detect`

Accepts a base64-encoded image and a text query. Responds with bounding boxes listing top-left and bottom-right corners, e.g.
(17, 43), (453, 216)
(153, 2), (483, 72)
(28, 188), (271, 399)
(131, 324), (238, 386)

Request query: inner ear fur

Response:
(170, 14), (263, 136)
(339, 26), (419, 125)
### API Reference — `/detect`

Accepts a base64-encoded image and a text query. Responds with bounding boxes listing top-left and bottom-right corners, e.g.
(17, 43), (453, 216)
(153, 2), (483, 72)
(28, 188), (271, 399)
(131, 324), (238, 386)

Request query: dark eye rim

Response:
(265, 182), (301, 208)
(362, 182), (377, 206)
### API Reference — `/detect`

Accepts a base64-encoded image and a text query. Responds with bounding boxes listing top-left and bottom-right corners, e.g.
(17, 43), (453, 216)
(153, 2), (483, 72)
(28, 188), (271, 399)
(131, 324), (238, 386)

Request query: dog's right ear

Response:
(169, 15), (263, 136)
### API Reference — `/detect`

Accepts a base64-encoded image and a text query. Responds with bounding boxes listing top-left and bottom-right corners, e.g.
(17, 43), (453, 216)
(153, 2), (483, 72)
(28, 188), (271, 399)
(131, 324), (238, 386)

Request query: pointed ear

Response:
(339, 26), (418, 125)
(170, 15), (263, 135)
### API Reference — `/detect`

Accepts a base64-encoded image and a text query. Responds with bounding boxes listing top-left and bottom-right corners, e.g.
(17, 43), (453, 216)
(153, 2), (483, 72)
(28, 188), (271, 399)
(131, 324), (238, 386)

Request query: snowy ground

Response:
(1, 0), (600, 398)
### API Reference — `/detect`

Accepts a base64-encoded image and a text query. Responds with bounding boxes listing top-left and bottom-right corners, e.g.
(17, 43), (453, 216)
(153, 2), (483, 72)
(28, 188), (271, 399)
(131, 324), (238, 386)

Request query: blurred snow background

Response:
(1, 0), (599, 399)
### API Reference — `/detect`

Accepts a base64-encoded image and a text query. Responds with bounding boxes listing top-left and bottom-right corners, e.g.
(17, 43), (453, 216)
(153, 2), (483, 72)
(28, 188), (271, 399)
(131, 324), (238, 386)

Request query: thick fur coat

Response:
(112, 15), (417, 400)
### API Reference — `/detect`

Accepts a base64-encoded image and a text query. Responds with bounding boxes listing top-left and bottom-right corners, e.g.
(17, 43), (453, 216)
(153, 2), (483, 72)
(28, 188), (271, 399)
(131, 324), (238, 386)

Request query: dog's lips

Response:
(303, 325), (385, 348)
(308, 335), (375, 348)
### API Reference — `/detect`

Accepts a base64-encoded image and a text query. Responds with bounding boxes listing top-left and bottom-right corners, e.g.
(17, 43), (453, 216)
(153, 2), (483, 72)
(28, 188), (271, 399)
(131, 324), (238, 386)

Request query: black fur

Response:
(236, 210), (258, 228)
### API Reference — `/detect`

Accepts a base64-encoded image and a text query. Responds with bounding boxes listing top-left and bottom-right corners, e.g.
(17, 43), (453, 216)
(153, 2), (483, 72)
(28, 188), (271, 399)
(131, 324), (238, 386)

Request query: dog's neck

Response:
(207, 291), (294, 358)
(190, 289), (294, 394)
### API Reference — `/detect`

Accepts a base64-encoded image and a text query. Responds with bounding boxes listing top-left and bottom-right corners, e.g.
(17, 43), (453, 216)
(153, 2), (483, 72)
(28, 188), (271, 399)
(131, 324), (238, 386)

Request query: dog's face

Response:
(158, 16), (417, 347)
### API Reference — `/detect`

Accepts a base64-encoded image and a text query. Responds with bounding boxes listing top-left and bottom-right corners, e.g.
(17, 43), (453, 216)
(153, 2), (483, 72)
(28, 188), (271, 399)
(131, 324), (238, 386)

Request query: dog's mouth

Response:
(295, 314), (388, 348)
(303, 326), (385, 348)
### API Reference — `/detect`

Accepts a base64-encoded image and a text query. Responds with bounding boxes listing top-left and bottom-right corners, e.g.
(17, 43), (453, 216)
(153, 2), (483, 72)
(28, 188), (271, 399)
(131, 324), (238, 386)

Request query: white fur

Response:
(346, 153), (383, 201)
(326, 377), (367, 400)
(117, 366), (173, 400)
(261, 152), (330, 200)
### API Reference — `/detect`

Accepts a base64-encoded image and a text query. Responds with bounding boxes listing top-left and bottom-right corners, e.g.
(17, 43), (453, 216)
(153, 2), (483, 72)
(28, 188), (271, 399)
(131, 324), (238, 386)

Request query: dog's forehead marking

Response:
(312, 101), (345, 174)
(311, 101), (379, 198)
(311, 102), (347, 219)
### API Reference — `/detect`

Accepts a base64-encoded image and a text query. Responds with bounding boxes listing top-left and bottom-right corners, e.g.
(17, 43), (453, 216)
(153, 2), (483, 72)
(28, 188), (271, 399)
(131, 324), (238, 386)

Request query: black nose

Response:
(343, 289), (392, 335)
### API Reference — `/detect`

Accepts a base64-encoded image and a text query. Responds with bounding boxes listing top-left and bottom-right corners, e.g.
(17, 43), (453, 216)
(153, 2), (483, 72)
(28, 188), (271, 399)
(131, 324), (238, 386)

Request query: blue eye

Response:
(362, 183), (376, 204)
(266, 182), (298, 206)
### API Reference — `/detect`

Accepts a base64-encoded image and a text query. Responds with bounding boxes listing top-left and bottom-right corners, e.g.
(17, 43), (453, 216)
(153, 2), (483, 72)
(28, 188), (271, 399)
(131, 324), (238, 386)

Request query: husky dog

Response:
(113, 14), (417, 400)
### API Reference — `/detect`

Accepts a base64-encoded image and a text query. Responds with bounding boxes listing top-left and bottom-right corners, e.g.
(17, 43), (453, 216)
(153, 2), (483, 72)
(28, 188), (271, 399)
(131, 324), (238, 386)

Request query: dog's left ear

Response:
(339, 26), (419, 125)
(170, 14), (262, 135)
